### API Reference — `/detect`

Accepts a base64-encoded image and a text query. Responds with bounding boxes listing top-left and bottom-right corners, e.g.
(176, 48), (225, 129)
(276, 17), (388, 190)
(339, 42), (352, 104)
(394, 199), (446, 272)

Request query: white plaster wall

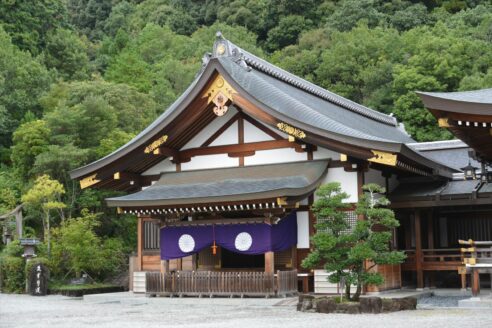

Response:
(243, 120), (274, 143)
(142, 158), (176, 176)
(319, 167), (358, 203)
(181, 154), (238, 171)
(244, 148), (307, 166)
(296, 211), (310, 249)
(209, 121), (238, 146)
(181, 107), (238, 150)
(313, 147), (340, 160)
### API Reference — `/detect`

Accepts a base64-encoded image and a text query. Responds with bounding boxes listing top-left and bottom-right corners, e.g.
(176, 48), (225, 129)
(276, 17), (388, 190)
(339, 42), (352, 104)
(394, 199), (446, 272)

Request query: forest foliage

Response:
(0, 0), (491, 282)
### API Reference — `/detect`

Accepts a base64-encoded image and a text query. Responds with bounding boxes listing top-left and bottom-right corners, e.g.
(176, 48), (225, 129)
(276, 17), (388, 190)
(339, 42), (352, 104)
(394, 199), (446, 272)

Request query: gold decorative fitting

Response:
(340, 154), (348, 162)
(203, 75), (237, 117)
(276, 122), (306, 139)
(438, 117), (451, 128)
(368, 150), (397, 166)
(277, 197), (288, 206)
(144, 135), (168, 154)
(80, 174), (100, 189)
(216, 43), (226, 55)
(288, 135), (295, 142)
(117, 207), (123, 214)
(114, 172), (121, 180)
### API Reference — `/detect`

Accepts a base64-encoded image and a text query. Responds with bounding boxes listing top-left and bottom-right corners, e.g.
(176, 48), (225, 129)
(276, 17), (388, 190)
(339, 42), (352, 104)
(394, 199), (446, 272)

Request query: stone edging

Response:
(297, 294), (417, 314)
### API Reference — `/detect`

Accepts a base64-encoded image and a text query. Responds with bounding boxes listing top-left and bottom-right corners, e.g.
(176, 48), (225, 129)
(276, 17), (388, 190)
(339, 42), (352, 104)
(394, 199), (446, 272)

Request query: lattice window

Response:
(143, 221), (160, 250)
(317, 210), (358, 234)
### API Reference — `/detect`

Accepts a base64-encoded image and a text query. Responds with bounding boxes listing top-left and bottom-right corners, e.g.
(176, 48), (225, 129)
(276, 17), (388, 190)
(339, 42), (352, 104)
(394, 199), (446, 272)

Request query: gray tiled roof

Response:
(106, 160), (328, 207)
(219, 57), (414, 144)
(418, 89), (492, 104)
(390, 179), (482, 200)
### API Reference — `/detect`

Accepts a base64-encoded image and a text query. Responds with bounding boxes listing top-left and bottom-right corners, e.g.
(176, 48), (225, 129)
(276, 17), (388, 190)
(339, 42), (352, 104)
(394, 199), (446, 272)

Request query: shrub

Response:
(0, 256), (25, 293)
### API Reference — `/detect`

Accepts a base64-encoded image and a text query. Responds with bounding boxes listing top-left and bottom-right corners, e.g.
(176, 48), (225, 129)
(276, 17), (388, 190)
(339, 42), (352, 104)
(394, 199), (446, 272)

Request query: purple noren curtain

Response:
(160, 211), (297, 260)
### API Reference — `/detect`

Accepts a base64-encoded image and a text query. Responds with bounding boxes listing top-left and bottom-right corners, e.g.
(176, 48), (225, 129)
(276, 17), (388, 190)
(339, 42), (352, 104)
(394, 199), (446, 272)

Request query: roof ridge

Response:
(211, 32), (398, 127)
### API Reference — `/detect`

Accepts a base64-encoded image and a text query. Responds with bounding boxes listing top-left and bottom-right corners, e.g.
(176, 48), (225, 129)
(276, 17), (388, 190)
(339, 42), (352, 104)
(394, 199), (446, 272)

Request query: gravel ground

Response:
(418, 295), (470, 308)
(1, 293), (491, 328)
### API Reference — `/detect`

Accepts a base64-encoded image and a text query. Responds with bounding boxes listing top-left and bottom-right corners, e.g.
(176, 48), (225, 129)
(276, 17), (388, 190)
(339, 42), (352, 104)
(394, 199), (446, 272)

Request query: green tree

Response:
(302, 182), (405, 301)
(43, 28), (90, 80)
(21, 175), (66, 257)
(266, 15), (312, 51)
(50, 209), (125, 278)
(0, 27), (51, 157)
(10, 120), (51, 181)
(0, 0), (68, 54)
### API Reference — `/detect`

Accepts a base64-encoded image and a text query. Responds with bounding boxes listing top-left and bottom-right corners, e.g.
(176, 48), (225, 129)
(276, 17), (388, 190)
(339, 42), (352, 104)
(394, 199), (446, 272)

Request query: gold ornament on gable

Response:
(203, 75), (237, 117)
(276, 122), (306, 139)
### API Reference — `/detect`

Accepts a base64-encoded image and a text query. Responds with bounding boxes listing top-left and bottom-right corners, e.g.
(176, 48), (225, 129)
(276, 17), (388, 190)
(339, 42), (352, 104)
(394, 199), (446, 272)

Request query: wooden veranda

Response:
(145, 270), (298, 298)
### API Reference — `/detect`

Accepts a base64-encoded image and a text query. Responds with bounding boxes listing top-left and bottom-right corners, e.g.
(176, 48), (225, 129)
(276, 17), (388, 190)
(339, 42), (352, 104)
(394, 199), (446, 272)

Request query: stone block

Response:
(360, 297), (382, 313)
(315, 298), (337, 313)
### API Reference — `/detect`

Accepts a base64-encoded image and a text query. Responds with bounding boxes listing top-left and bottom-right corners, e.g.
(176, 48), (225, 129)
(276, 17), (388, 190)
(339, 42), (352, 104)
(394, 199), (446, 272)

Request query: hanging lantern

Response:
(211, 241), (217, 255)
(461, 161), (477, 180)
(211, 224), (217, 255)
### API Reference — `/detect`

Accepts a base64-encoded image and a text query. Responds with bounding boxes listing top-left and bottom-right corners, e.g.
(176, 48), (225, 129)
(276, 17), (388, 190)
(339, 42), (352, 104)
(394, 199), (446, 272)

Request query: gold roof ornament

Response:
(438, 117), (451, 128)
(144, 135), (168, 154)
(203, 75), (237, 117)
(80, 174), (100, 189)
(277, 122), (306, 140)
(368, 150), (397, 166)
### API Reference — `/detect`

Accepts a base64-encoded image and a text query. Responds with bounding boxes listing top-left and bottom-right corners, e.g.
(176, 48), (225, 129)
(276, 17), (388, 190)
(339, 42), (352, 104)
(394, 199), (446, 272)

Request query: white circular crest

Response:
(178, 234), (195, 253)
(234, 232), (253, 251)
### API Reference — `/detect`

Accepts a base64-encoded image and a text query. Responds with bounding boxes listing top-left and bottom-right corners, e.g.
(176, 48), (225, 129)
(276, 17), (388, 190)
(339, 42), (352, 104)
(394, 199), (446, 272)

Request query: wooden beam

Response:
(415, 210), (424, 289)
(238, 115), (244, 166)
(173, 139), (304, 163)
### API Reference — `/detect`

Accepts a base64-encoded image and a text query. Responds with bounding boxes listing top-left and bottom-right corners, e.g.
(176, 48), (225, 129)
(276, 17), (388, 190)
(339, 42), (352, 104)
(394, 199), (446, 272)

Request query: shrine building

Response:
(70, 33), (492, 296)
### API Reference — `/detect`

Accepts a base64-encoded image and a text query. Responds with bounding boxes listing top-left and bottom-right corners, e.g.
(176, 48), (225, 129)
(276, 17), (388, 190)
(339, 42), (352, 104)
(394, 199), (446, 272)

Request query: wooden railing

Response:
(459, 240), (492, 296)
(146, 270), (298, 297)
(402, 248), (462, 271)
(276, 270), (298, 297)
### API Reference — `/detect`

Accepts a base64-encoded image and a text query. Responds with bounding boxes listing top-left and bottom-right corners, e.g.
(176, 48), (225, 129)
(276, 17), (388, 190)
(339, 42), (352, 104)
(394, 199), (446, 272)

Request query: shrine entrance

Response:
(221, 247), (265, 269)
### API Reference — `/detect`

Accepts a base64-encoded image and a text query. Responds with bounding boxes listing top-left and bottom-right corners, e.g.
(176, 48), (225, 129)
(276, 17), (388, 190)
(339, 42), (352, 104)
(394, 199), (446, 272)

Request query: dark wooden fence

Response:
(146, 270), (298, 297)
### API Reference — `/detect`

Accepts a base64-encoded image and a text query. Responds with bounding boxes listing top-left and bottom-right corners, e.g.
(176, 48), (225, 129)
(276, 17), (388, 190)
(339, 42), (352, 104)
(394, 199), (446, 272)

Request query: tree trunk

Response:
(352, 268), (364, 301)
(46, 211), (51, 258)
(344, 281), (351, 300)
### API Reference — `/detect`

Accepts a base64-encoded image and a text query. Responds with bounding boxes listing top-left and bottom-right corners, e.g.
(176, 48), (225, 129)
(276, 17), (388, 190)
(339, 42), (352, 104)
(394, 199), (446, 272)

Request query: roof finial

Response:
(216, 31), (224, 40)
(213, 31), (229, 57)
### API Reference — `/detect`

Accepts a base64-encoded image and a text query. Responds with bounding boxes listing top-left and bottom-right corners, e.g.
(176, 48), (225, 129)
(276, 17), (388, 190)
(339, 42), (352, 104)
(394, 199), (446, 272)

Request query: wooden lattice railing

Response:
(146, 270), (298, 297)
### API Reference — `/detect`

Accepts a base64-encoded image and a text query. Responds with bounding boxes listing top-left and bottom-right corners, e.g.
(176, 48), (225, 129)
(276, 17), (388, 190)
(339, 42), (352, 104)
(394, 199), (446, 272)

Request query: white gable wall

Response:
(319, 167), (358, 203)
(181, 107), (238, 150)
(244, 148), (307, 165)
(181, 154), (238, 171)
(209, 122), (238, 146)
(243, 121), (274, 143)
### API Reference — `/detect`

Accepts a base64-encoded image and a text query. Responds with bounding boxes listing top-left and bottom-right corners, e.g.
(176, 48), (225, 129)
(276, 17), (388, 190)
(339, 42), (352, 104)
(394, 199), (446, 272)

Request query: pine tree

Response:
(302, 182), (406, 301)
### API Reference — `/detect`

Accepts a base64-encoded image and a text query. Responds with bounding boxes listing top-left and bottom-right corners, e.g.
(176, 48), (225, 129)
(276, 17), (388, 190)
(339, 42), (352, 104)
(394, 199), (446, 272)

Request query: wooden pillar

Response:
(265, 251), (274, 274)
(415, 210), (424, 289)
(137, 216), (143, 271)
(427, 212), (435, 288)
(238, 116), (244, 167)
(160, 260), (169, 274)
(472, 269), (480, 297)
